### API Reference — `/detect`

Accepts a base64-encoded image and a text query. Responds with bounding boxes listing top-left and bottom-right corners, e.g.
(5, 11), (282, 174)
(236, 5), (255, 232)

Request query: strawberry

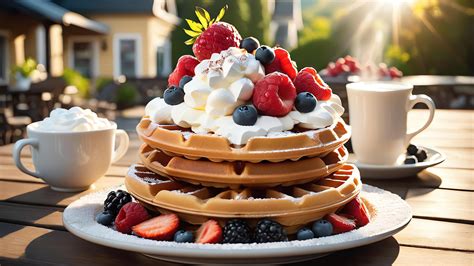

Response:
(293, 67), (332, 101)
(115, 202), (150, 234)
(168, 55), (200, 87)
(326, 62), (339, 77)
(184, 6), (241, 61)
(132, 214), (179, 240)
(389, 66), (403, 78)
(344, 55), (360, 73)
(252, 72), (297, 117)
(196, 220), (222, 244)
(264, 48), (298, 80)
(341, 196), (371, 227)
(325, 213), (356, 234)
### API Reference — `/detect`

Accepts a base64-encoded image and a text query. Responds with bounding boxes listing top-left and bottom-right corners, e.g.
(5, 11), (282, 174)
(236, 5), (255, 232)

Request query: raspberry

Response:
(252, 72), (297, 117)
(264, 48), (298, 80)
(115, 202), (150, 234)
(193, 22), (241, 61)
(293, 67), (332, 101)
(168, 55), (200, 87)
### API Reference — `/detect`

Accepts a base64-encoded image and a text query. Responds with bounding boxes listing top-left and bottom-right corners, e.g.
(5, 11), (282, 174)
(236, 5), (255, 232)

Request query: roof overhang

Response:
(15, 0), (109, 34)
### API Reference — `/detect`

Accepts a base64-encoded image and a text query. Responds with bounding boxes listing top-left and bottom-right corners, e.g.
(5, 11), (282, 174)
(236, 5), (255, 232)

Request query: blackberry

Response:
(223, 219), (252, 243)
(254, 219), (288, 243)
(104, 190), (132, 215)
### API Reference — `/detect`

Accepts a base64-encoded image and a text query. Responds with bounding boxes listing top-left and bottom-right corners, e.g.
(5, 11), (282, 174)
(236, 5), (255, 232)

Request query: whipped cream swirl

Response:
(36, 107), (114, 132)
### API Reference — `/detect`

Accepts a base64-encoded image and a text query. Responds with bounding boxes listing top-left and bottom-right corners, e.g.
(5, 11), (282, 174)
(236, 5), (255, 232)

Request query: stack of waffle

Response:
(125, 116), (361, 233)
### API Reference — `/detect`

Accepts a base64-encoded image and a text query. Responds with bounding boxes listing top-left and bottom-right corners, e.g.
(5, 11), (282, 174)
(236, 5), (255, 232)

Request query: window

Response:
(156, 39), (171, 78)
(0, 32), (8, 84)
(114, 34), (142, 78)
(68, 37), (99, 78)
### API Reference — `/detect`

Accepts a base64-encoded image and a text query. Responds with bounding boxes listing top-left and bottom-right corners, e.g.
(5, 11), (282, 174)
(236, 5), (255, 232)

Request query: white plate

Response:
(63, 185), (412, 264)
(355, 146), (446, 179)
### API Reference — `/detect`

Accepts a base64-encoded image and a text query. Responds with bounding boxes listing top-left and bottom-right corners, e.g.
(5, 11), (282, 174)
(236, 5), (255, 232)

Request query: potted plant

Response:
(12, 58), (37, 91)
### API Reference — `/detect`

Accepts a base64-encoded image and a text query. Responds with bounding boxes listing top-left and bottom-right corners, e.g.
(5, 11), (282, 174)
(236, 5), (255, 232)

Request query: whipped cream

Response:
(144, 46), (345, 145)
(36, 107), (114, 132)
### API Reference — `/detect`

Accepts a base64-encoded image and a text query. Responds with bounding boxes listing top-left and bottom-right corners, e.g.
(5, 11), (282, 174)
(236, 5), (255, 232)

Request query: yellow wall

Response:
(63, 14), (174, 78)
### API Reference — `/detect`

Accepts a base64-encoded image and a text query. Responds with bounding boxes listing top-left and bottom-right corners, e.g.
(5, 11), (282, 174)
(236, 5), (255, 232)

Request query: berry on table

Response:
(341, 196), (371, 227)
(103, 190), (132, 216)
(415, 148), (428, 162)
(407, 144), (418, 156)
(196, 220), (223, 244)
(295, 92), (317, 113)
(132, 214), (180, 240)
(168, 55), (199, 86)
(240, 37), (260, 54)
(179, 75), (193, 88)
(96, 211), (115, 226)
(325, 213), (356, 234)
(405, 155), (418, 164)
(222, 219), (253, 244)
(184, 6), (241, 61)
(296, 227), (315, 240)
(294, 67), (332, 101)
(255, 45), (275, 65)
(115, 202), (150, 234)
(163, 86), (185, 105)
(254, 219), (288, 243)
(252, 72), (297, 117)
(312, 219), (333, 237)
(264, 48), (297, 80)
(174, 230), (194, 243)
(232, 105), (258, 126)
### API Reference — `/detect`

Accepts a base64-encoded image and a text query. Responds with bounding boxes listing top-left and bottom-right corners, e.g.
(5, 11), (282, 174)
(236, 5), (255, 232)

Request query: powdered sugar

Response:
(63, 184), (411, 259)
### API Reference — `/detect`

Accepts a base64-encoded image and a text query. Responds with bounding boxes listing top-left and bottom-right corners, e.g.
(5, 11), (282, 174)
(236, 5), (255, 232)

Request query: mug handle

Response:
(13, 138), (41, 178)
(405, 94), (436, 146)
(111, 129), (129, 163)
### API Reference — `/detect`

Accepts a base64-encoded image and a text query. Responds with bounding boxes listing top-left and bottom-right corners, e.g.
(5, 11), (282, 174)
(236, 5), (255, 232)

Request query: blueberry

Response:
(312, 219), (333, 237)
(240, 37), (260, 53)
(96, 211), (115, 226)
(255, 45), (275, 65)
(296, 228), (315, 240)
(295, 92), (317, 113)
(174, 230), (194, 243)
(415, 148), (427, 162)
(163, 86), (185, 105)
(179, 75), (193, 88)
(407, 144), (418, 156)
(404, 155), (418, 164)
(232, 105), (258, 126)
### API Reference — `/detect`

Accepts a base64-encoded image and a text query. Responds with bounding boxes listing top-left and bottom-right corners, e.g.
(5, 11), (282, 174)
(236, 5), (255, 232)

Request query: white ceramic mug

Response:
(346, 81), (435, 165)
(13, 122), (129, 192)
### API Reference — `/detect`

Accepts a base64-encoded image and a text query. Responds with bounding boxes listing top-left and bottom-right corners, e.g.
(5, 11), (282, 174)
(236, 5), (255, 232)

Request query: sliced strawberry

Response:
(196, 220), (222, 244)
(132, 213), (179, 240)
(252, 72), (297, 117)
(389, 67), (403, 78)
(115, 202), (150, 234)
(325, 213), (356, 234)
(264, 48), (298, 80)
(294, 67), (332, 101)
(341, 196), (371, 227)
(168, 55), (200, 87)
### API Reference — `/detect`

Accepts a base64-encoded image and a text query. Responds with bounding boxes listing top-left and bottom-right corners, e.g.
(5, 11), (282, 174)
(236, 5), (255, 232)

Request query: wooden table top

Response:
(1, 109), (473, 265)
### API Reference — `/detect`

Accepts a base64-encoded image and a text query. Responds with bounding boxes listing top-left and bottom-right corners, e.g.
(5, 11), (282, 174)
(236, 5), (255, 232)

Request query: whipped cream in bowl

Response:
(33, 107), (115, 132)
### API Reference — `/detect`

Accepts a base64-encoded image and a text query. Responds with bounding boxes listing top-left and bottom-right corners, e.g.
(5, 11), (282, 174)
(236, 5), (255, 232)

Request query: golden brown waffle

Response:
(125, 164), (361, 233)
(136, 116), (351, 162)
(139, 144), (349, 188)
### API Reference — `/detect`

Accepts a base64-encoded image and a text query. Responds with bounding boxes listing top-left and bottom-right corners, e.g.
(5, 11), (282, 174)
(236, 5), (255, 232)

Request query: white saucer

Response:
(63, 185), (412, 264)
(355, 146), (446, 179)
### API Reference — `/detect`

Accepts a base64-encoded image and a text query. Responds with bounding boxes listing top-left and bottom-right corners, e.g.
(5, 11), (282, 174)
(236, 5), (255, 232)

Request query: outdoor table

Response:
(0, 109), (472, 265)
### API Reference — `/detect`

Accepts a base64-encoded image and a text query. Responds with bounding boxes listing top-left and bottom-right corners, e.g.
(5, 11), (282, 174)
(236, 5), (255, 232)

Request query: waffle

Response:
(125, 164), (361, 233)
(136, 116), (351, 163)
(138, 144), (349, 188)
